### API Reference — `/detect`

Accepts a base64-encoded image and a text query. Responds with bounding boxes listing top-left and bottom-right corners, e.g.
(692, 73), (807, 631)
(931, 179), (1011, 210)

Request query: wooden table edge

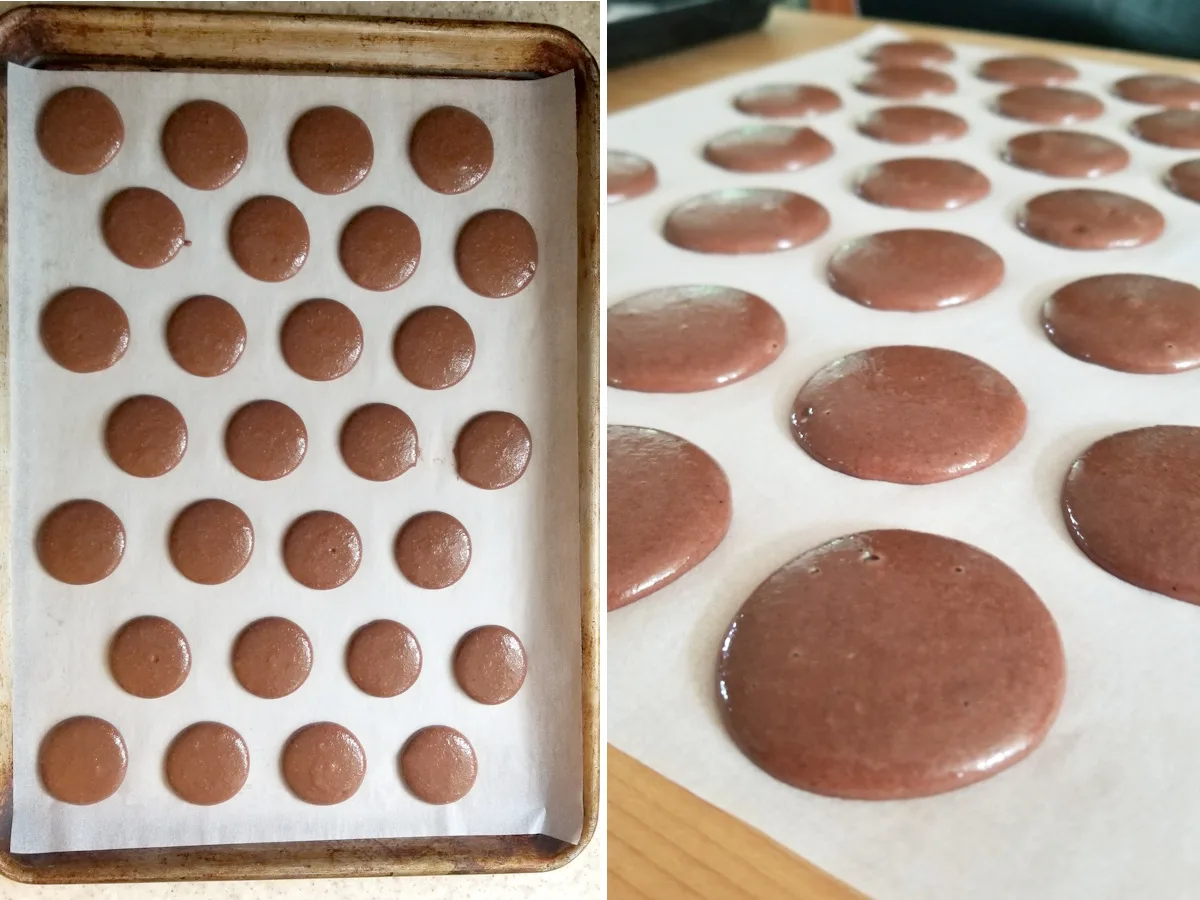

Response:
(609, 746), (864, 900)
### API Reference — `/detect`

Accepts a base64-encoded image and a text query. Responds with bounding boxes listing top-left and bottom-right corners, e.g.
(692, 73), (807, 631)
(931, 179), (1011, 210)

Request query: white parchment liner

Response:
(8, 63), (581, 853)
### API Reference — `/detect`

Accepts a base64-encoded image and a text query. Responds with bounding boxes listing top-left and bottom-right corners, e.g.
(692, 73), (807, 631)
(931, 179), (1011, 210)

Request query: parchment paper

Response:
(8, 63), (581, 853)
(609, 26), (1200, 900)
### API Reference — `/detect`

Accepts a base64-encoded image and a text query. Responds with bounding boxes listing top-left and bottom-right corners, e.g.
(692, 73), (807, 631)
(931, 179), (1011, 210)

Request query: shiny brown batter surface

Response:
(161, 99), (247, 190)
(856, 65), (955, 99)
(225, 400), (307, 481)
(455, 411), (532, 489)
(732, 83), (842, 118)
(37, 499), (125, 585)
(1115, 74), (1200, 109)
(228, 195), (309, 282)
(1043, 274), (1200, 374)
(455, 209), (538, 298)
(866, 40), (954, 67)
(40, 287), (129, 373)
(454, 625), (527, 705)
(39, 716), (127, 805)
(288, 106), (373, 194)
(339, 403), (418, 481)
(394, 511), (471, 589)
(283, 511), (362, 590)
(339, 206), (421, 291)
(1063, 426), (1200, 604)
(109, 615), (191, 699)
(607, 286), (786, 392)
(718, 529), (1065, 799)
(608, 150), (658, 202)
(663, 188), (829, 254)
(1131, 109), (1200, 149)
(346, 619), (422, 698)
(166, 295), (246, 377)
(827, 228), (1004, 311)
(280, 298), (363, 381)
(232, 616), (312, 698)
(1003, 130), (1129, 178)
(102, 188), (186, 269)
(282, 722), (365, 805)
(37, 87), (123, 174)
(858, 105), (967, 144)
(703, 125), (833, 173)
(854, 158), (990, 211)
(791, 345), (1027, 484)
(165, 722), (249, 805)
(607, 425), (731, 611)
(994, 86), (1103, 124)
(393, 306), (475, 390)
(400, 725), (477, 805)
(104, 395), (187, 478)
(1166, 158), (1200, 202)
(169, 499), (254, 585)
(1018, 189), (1164, 250)
(978, 55), (1078, 86)
(409, 105), (493, 194)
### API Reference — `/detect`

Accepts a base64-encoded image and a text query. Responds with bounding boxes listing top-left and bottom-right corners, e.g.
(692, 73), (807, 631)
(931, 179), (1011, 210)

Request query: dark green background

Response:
(779, 0), (1200, 59)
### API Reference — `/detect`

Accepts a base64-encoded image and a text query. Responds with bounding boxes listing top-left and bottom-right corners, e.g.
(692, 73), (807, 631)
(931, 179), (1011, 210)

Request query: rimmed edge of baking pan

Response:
(0, 2), (600, 883)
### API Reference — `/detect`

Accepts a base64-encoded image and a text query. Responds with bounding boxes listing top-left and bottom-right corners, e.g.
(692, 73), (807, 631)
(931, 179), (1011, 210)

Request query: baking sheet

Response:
(608, 25), (1200, 900)
(8, 63), (581, 853)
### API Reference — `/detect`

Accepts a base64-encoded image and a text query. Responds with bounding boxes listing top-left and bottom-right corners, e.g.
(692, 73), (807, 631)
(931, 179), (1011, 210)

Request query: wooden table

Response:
(607, 9), (1200, 899)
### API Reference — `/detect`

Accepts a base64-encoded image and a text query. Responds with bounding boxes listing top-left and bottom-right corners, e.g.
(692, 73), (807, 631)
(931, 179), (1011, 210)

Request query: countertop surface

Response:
(0, 2), (600, 898)
(608, 7), (1200, 900)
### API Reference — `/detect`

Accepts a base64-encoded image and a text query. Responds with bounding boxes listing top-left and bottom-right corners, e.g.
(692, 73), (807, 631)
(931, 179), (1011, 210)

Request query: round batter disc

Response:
(607, 286), (786, 393)
(978, 55), (1078, 87)
(718, 529), (1065, 799)
(663, 188), (829, 254)
(1017, 189), (1163, 250)
(826, 228), (1004, 311)
(1002, 130), (1129, 178)
(1043, 274), (1200, 374)
(608, 425), (731, 611)
(854, 157), (990, 211)
(791, 345), (1026, 484)
(857, 105), (968, 144)
(1062, 426), (1200, 604)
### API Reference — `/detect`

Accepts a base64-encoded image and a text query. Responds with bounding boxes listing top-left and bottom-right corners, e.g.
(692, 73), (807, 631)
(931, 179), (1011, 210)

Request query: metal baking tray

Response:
(0, 3), (599, 883)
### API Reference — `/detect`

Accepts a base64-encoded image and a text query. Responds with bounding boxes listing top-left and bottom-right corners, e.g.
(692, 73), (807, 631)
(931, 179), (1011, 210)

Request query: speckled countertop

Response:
(0, 2), (601, 897)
